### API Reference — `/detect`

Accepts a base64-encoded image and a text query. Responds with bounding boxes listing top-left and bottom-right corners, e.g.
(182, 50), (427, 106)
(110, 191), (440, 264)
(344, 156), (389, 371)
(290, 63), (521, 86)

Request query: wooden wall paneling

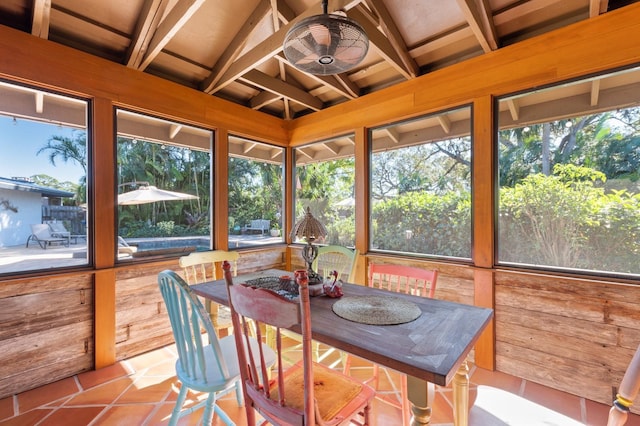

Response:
(114, 261), (179, 360)
(0, 274), (93, 398)
(236, 248), (287, 275)
(495, 270), (640, 412)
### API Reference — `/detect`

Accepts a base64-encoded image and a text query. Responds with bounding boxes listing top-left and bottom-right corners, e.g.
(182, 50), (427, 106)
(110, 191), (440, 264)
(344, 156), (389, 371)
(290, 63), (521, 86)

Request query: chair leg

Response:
(169, 384), (189, 426)
(203, 392), (215, 426)
(235, 380), (243, 406)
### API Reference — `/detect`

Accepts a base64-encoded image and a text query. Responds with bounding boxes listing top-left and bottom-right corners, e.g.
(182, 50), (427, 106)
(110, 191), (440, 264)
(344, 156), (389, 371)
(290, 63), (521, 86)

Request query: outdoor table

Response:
(192, 268), (493, 426)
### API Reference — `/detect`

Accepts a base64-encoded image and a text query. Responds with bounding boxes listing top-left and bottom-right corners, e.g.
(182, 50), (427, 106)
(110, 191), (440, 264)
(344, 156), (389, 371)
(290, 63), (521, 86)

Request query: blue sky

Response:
(0, 115), (84, 184)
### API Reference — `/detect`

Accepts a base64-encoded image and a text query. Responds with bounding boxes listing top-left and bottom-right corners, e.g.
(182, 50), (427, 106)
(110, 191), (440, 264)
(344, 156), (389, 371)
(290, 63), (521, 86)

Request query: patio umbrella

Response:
(118, 185), (198, 205)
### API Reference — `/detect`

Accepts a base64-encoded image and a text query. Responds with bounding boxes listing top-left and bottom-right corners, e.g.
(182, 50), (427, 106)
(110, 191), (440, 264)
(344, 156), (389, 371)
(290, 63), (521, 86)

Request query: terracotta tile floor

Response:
(1, 342), (639, 426)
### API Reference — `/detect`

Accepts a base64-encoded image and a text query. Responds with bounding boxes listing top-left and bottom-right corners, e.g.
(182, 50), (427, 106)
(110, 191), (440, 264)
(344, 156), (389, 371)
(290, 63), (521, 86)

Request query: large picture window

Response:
(369, 107), (472, 259)
(0, 81), (89, 274)
(228, 136), (284, 249)
(497, 66), (640, 277)
(294, 135), (356, 248)
(116, 110), (212, 260)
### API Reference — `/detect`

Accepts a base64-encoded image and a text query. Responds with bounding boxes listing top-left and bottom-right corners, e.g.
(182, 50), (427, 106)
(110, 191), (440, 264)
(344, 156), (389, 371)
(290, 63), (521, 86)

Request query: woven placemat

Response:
(332, 295), (421, 325)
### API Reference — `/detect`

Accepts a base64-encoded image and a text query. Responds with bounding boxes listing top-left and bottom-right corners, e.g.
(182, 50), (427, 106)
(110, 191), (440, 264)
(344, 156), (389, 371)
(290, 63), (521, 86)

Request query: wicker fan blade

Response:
(309, 22), (331, 46)
(295, 53), (321, 65)
(333, 45), (366, 64)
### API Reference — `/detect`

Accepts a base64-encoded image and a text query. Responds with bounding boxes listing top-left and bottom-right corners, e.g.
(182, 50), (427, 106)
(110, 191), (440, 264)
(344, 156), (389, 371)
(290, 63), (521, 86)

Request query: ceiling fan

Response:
(283, 0), (369, 75)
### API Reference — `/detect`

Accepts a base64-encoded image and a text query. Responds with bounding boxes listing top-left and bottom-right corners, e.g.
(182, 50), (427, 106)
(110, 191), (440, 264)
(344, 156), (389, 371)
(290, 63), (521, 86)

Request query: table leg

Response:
(452, 360), (470, 426)
(407, 375), (434, 426)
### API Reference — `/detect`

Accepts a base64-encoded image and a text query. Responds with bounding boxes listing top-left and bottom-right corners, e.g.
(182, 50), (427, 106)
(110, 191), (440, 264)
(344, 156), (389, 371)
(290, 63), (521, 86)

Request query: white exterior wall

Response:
(0, 189), (42, 247)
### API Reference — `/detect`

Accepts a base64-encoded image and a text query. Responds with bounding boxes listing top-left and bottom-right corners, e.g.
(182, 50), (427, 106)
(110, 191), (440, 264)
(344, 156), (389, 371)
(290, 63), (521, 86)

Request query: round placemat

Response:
(332, 295), (421, 325)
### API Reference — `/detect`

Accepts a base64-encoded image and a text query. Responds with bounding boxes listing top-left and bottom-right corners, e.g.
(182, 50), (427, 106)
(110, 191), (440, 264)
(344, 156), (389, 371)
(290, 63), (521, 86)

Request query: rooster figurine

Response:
(323, 270), (344, 298)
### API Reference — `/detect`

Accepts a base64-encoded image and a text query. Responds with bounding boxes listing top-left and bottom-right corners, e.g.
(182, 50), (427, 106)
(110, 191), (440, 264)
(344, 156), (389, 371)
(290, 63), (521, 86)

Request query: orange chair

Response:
(224, 262), (375, 426)
(345, 262), (438, 425)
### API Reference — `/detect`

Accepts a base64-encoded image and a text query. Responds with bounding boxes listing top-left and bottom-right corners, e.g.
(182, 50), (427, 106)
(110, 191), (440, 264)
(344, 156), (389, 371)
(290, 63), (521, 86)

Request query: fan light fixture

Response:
(283, 0), (368, 75)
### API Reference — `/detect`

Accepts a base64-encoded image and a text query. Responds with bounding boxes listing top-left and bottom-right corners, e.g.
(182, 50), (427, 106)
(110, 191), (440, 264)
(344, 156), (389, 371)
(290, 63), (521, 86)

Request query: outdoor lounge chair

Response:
(26, 224), (70, 249)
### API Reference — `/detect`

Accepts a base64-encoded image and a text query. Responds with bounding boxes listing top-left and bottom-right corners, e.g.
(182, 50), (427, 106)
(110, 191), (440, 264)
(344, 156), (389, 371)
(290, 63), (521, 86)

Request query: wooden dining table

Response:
(191, 269), (493, 426)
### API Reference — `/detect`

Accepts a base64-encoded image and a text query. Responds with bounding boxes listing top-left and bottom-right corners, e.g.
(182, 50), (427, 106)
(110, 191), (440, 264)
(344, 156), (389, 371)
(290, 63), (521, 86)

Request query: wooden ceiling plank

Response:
(211, 0), (350, 94)
(455, 0), (498, 52)
(364, 0), (419, 78)
(348, 6), (411, 80)
(31, 0), (51, 39)
(201, 1), (272, 93)
(126, 0), (169, 69)
(410, 26), (473, 57)
(139, 0), (206, 71)
(241, 69), (324, 110)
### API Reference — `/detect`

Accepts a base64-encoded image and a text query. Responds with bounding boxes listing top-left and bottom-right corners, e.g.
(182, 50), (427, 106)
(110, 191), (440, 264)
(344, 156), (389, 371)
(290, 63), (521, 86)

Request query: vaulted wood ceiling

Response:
(1, 0), (634, 121)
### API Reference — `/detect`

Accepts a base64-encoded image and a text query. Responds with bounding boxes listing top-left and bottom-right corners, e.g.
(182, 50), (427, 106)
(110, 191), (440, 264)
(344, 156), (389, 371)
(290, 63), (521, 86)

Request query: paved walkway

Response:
(0, 234), (283, 274)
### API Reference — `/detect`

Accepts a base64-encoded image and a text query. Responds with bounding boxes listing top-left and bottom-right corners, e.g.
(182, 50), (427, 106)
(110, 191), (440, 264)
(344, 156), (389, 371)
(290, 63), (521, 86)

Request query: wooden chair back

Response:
(223, 262), (374, 426)
(368, 263), (438, 298)
(608, 343), (640, 425)
(179, 250), (239, 283)
(179, 250), (239, 333)
(312, 245), (359, 283)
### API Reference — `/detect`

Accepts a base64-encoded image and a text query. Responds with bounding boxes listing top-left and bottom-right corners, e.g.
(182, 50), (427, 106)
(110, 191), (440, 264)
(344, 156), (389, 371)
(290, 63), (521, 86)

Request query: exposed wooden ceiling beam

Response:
(35, 92), (44, 114)
(274, 54), (359, 99)
(364, 0), (419, 78)
(590, 79), (601, 106)
(456, 0), (498, 52)
(210, 0), (350, 94)
(385, 127), (400, 143)
(240, 69), (324, 111)
(126, 0), (169, 68)
(296, 147), (314, 160)
(321, 142), (339, 155)
(438, 114), (452, 134)
(169, 124), (182, 139)
(200, 0), (272, 93)
(243, 142), (258, 154)
(31, 0), (51, 39)
(138, 0), (206, 71)
(249, 91), (281, 110)
(348, 5), (412, 80)
(507, 98), (519, 121)
(493, 0), (563, 26)
(589, 0), (609, 17)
